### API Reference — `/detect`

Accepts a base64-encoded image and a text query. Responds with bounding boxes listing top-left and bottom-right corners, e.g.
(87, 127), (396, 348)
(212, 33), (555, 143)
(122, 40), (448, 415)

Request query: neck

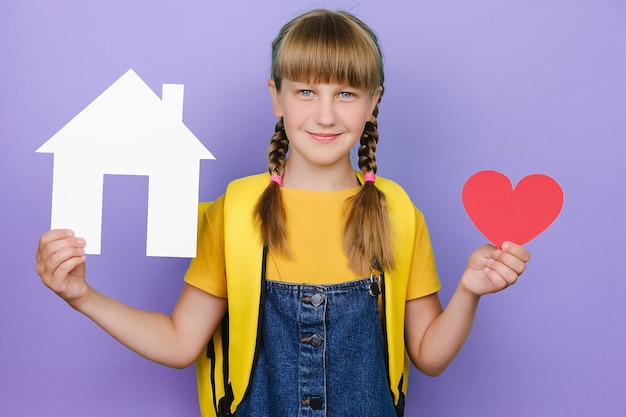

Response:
(282, 159), (359, 191)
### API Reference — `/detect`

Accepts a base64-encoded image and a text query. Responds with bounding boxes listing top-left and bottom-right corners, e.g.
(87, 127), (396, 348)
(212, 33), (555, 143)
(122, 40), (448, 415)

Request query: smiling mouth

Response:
(309, 132), (340, 143)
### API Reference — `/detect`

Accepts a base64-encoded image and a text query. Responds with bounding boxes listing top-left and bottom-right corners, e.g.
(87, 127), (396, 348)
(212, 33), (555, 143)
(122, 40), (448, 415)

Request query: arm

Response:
(36, 229), (227, 369)
(405, 242), (530, 376)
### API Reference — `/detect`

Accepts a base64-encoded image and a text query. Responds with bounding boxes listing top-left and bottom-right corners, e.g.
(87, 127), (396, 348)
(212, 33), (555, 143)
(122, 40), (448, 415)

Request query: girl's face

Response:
(268, 78), (381, 173)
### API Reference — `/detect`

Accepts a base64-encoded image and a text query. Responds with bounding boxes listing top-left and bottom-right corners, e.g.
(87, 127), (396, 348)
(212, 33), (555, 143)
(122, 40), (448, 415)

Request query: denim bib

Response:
(235, 278), (397, 416)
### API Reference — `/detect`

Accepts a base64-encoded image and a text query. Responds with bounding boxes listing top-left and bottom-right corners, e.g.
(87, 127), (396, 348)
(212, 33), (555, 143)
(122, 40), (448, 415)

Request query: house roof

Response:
(37, 69), (214, 162)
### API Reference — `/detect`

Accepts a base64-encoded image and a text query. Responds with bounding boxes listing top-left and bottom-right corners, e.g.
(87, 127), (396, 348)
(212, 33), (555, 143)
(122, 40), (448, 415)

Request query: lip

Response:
(308, 132), (340, 144)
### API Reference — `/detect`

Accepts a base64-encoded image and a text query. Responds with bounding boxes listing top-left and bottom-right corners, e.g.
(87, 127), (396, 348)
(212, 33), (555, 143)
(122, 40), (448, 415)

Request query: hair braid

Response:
(358, 106), (380, 174)
(254, 118), (289, 252)
(344, 105), (395, 274)
(268, 118), (289, 177)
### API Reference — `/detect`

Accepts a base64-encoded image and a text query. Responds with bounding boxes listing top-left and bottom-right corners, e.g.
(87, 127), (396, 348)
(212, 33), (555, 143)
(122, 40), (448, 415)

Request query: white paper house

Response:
(37, 69), (214, 257)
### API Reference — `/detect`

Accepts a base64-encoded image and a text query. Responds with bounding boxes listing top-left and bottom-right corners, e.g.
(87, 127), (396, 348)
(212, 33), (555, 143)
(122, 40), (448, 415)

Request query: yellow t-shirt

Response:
(184, 186), (441, 300)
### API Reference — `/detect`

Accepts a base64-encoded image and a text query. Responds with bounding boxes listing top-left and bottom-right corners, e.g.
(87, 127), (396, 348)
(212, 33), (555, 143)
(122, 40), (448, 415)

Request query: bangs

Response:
(272, 11), (383, 94)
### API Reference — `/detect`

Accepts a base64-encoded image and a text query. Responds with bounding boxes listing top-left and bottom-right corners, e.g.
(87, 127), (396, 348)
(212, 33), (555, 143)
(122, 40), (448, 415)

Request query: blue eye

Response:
(300, 90), (313, 97)
(339, 91), (353, 99)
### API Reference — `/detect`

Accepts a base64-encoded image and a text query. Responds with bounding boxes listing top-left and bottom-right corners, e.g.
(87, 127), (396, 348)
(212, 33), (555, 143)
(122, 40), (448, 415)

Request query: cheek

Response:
(345, 108), (373, 130)
(280, 101), (309, 125)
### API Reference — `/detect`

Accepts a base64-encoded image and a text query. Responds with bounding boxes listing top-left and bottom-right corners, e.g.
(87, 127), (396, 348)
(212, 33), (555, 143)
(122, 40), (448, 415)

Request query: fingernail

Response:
(76, 238), (85, 246)
(65, 230), (75, 237)
(501, 242), (510, 250)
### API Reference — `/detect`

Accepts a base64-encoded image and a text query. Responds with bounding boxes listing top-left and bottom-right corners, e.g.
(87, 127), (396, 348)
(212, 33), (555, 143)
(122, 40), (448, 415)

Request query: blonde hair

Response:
(255, 9), (394, 274)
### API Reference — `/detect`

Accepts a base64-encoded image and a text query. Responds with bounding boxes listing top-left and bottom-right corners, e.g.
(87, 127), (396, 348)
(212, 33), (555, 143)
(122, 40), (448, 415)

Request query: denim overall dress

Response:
(234, 270), (398, 416)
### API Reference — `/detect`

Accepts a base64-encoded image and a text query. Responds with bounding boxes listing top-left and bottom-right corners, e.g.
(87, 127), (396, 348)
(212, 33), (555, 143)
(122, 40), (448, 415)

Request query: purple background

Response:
(2, 0), (625, 416)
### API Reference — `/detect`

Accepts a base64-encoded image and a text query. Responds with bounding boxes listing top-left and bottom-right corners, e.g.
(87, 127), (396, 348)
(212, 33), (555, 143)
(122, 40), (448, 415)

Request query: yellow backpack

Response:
(195, 173), (416, 416)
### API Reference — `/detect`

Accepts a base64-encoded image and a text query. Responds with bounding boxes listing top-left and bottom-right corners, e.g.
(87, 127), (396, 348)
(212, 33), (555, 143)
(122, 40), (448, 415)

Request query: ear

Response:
(267, 79), (283, 118)
(367, 86), (383, 120)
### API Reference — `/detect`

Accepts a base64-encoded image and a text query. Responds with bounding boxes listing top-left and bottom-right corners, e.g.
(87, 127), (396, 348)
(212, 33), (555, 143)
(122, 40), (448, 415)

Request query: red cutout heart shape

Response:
(462, 170), (563, 247)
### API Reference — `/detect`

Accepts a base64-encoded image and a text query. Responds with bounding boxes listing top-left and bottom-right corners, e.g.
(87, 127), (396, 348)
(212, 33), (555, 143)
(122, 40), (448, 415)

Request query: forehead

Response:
(272, 13), (383, 93)
(274, 52), (379, 92)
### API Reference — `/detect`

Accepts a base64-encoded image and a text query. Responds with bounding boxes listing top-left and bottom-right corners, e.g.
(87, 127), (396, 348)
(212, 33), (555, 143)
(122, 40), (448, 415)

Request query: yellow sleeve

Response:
(406, 207), (442, 300)
(183, 195), (228, 298)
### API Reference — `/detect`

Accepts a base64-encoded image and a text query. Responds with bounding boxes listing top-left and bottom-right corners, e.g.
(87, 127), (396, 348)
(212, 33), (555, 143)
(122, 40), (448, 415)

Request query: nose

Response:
(314, 96), (337, 126)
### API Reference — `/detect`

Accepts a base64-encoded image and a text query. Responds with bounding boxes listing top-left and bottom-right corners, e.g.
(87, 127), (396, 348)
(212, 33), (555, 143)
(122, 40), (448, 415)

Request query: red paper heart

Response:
(462, 170), (563, 247)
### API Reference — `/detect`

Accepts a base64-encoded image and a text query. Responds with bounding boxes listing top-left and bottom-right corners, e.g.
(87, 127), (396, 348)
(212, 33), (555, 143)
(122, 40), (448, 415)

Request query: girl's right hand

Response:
(35, 229), (89, 308)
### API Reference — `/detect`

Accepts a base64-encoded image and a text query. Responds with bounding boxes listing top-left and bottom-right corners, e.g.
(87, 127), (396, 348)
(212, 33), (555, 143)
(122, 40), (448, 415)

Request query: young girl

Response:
(35, 9), (530, 417)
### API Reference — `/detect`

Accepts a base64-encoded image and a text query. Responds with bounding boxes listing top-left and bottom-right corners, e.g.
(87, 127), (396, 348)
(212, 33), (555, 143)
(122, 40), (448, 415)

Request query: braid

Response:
(344, 105), (395, 274)
(358, 106), (379, 174)
(267, 118), (289, 177)
(254, 118), (289, 252)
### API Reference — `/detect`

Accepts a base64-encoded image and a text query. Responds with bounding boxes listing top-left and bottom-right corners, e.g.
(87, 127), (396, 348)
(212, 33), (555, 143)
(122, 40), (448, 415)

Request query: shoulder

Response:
(223, 174), (269, 212)
(375, 175), (414, 212)
(375, 177), (429, 230)
(226, 173), (270, 192)
(375, 175), (409, 196)
(355, 171), (410, 199)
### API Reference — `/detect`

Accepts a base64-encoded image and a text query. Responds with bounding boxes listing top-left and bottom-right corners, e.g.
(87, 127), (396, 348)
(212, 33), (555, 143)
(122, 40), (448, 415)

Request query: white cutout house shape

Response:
(37, 69), (214, 257)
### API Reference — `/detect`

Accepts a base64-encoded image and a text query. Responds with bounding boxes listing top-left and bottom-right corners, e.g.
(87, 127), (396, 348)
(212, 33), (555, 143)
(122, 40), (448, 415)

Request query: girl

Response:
(35, 9), (530, 417)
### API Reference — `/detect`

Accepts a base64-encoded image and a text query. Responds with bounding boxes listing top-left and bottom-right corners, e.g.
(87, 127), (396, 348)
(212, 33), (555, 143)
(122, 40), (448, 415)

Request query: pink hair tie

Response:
(363, 172), (376, 183)
(270, 175), (283, 186)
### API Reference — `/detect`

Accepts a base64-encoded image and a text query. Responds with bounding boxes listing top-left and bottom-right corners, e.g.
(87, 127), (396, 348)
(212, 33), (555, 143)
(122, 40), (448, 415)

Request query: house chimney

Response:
(162, 84), (184, 121)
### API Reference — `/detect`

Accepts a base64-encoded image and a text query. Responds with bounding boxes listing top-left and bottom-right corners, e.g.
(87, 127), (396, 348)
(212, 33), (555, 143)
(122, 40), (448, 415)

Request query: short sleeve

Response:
(183, 195), (228, 298)
(406, 207), (442, 300)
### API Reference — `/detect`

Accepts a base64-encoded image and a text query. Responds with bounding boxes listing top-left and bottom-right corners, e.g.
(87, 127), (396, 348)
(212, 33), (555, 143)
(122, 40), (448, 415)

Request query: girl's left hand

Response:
(460, 242), (531, 296)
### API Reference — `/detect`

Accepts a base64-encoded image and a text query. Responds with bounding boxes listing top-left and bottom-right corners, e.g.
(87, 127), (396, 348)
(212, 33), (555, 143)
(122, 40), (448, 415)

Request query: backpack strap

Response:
(221, 174), (268, 414)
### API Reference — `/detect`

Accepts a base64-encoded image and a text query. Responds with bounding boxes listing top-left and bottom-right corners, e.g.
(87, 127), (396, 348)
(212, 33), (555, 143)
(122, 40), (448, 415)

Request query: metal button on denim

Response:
(310, 293), (324, 307)
(310, 396), (324, 410)
(302, 292), (325, 307)
(301, 333), (324, 348)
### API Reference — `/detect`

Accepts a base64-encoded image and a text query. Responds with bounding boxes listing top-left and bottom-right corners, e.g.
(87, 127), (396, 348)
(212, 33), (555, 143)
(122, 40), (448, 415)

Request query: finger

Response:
(44, 255), (86, 293)
(470, 244), (498, 270)
(39, 235), (85, 265)
(40, 244), (85, 283)
(37, 230), (77, 265)
(38, 229), (75, 251)
(493, 249), (527, 276)
(482, 265), (510, 292)
(478, 243), (498, 258)
(501, 242), (531, 263)
(53, 254), (86, 279)
(485, 258), (520, 288)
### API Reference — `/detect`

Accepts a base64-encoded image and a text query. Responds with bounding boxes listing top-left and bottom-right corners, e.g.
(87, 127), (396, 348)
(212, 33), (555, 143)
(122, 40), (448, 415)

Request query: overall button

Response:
(310, 293), (325, 307)
(302, 293), (325, 307)
(310, 396), (323, 410)
(301, 396), (324, 410)
(300, 334), (324, 348)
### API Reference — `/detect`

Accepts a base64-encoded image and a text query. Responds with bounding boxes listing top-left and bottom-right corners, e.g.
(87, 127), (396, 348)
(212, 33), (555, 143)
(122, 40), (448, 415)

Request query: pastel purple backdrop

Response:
(1, 1), (625, 416)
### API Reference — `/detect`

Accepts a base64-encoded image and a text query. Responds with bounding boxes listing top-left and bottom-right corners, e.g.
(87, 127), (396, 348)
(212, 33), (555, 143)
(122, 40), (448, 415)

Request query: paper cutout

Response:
(36, 69), (214, 257)
(462, 170), (563, 247)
